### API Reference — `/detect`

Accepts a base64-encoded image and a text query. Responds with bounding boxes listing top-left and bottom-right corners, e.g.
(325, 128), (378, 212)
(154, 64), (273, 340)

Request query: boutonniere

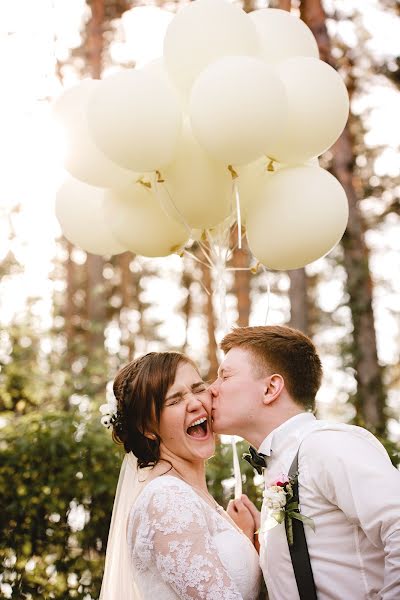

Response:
(263, 473), (315, 545)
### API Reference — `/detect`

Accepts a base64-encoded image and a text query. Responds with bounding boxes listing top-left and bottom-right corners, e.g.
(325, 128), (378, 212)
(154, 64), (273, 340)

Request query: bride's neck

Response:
(156, 453), (208, 493)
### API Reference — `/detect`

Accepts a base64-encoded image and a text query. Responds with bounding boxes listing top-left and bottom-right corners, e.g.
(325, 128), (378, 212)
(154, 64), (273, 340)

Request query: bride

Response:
(99, 351), (261, 599)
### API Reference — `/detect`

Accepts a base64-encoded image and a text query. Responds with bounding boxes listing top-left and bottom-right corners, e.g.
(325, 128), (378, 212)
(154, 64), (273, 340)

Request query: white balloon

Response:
(53, 80), (137, 189)
(103, 183), (189, 257)
(55, 177), (126, 256)
(87, 69), (182, 172)
(163, 0), (260, 96)
(237, 157), (274, 221)
(189, 56), (287, 166)
(140, 58), (171, 84)
(162, 121), (232, 229)
(246, 165), (348, 270)
(267, 57), (349, 164)
(249, 8), (319, 64)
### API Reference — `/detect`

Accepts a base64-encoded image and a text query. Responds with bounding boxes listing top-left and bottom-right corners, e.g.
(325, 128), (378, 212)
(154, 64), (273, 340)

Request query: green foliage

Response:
(207, 439), (263, 510)
(0, 411), (122, 599)
(377, 436), (400, 468)
(0, 317), (48, 414)
(0, 413), (262, 599)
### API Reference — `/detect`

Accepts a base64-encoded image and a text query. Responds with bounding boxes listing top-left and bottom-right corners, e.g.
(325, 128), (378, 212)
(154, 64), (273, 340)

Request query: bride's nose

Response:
(187, 389), (212, 414)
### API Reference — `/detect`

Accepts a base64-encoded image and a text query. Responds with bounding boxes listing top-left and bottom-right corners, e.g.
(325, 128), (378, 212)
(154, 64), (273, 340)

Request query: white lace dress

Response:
(127, 476), (261, 599)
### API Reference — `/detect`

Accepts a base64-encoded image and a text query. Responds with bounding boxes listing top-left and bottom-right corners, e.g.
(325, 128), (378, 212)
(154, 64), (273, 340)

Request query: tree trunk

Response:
(86, 0), (105, 79)
(288, 269), (309, 334)
(65, 241), (76, 358)
(277, 0), (311, 334)
(271, 0), (292, 12)
(201, 255), (219, 382)
(242, 0), (257, 13)
(84, 0), (106, 350)
(86, 254), (106, 350)
(119, 251), (135, 360)
(119, 252), (133, 309)
(181, 266), (193, 354)
(231, 226), (251, 327)
(300, 0), (386, 434)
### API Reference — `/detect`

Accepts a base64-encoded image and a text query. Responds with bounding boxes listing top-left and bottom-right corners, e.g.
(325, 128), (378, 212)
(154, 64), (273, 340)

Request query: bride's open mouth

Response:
(186, 416), (211, 440)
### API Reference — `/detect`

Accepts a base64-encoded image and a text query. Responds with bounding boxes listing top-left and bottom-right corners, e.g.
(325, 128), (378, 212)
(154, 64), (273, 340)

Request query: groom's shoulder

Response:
(300, 420), (387, 459)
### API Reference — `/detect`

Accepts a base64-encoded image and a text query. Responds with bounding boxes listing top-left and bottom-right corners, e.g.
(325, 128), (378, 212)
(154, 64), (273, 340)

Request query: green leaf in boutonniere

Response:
(263, 473), (315, 546)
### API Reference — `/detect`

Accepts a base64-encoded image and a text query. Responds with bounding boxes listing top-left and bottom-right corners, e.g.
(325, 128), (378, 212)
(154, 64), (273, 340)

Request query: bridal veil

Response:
(99, 452), (146, 600)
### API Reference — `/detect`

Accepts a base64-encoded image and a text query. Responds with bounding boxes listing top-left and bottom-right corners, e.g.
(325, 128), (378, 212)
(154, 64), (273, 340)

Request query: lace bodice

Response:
(127, 476), (261, 599)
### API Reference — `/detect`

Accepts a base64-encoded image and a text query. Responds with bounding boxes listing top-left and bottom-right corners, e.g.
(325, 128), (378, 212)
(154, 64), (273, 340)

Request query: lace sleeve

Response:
(128, 477), (244, 600)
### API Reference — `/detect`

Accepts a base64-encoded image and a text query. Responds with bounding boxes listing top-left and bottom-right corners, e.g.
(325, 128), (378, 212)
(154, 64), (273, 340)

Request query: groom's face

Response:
(210, 347), (265, 436)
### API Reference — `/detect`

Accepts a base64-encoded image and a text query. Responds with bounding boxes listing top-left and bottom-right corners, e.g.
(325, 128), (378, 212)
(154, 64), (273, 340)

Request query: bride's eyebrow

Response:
(192, 380), (206, 389)
(165, 381), (206, 402)
(165, 389), (184, 401)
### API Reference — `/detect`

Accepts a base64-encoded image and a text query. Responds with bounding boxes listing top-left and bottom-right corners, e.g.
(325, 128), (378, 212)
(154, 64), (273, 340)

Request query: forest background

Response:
(0, 0), (399, 598)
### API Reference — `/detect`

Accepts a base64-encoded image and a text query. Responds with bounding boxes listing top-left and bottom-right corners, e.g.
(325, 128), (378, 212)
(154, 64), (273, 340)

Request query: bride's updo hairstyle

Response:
(112, 351), (196, 468)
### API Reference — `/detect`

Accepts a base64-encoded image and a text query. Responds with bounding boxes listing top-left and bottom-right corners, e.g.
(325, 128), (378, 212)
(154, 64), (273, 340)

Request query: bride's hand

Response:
(226, 498), (256, 542)
(240, 494), (261, 531)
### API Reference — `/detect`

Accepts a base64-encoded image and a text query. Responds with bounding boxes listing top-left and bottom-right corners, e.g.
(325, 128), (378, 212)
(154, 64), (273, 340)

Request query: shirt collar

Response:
(258, 412), (317, 457)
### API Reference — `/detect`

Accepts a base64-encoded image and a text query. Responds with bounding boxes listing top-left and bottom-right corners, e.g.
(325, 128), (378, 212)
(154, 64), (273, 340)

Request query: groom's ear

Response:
(262, 374), (284, 405)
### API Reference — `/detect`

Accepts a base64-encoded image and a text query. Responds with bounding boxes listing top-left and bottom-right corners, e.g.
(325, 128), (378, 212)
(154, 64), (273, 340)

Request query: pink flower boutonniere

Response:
(263, 473), (315, 545)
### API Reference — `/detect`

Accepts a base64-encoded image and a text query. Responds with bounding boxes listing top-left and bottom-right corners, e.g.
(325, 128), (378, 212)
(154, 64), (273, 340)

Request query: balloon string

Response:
(231, 436), (243, 500)
(153, 175), (192, 237)
(154, 176), (214, 268)
(233, 179), (242, 250)
(261, 265), (271, 325)
(183, 249), (211, 270)
(154, 176), (248, 499)
(206, 226), (229, 335)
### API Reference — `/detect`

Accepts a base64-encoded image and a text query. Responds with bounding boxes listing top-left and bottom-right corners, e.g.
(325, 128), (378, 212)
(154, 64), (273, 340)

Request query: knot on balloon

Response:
(137, 177), (152, 189)
(267, 159), (276, 172)
(228, 164), (239, 179)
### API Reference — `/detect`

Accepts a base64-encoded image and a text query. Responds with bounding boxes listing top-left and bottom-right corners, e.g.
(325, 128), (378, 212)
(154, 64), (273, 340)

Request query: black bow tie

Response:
(242, 446), (268, 475)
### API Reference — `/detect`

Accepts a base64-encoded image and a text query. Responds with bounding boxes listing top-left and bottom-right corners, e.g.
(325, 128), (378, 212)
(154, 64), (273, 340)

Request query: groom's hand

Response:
(226, 498), (256, 543)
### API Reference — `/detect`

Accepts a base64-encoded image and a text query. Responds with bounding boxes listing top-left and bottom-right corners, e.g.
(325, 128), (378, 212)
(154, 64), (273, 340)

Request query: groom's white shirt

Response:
(258, 412), (400, 600)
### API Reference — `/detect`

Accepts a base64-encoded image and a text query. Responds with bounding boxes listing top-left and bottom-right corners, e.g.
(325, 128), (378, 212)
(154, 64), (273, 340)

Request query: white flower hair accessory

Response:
(100, 381), (118, 429)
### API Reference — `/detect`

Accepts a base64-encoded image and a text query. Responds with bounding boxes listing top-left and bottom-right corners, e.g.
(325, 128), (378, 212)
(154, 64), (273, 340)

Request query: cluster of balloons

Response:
(54, 0), (349, 271)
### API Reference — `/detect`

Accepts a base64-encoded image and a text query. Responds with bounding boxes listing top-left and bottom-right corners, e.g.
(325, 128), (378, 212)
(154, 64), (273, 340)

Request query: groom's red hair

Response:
(220, 325), (322, 410)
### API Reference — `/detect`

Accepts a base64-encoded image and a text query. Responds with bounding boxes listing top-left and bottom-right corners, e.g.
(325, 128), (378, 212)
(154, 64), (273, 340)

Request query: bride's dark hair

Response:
(112, 352), (196, 468)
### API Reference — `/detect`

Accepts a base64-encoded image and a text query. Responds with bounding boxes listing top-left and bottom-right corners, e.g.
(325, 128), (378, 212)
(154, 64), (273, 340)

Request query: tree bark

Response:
(276, 0), (291, 10)
(181, 266), (193, 354)
(242, 0), (257, 13)
(84, 0), (106, 350)
(119, 252), (133, 309)
(300, 0), (386, 434)
(277, 0), (311, 334)
(201, 254), (219, 382)
(86, 254), (106, 350)
(86, 0), (105, 79)
(231, 226), (251, 327)
(65, 241), (76, 357)
(288, 269), (309, 334)
(119, 251), (135, 360)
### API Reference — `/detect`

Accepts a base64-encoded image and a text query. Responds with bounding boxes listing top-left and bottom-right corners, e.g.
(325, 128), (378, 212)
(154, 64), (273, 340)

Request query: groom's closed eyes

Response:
(218, 367), (233, 379)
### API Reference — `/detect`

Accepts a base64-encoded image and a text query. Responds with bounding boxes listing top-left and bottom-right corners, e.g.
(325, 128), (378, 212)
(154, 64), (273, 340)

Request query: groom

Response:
(210, 325), (400, 600)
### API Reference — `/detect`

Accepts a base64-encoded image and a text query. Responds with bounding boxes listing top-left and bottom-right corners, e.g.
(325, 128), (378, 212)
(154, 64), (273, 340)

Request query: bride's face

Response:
(157, 362), (215, 462)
